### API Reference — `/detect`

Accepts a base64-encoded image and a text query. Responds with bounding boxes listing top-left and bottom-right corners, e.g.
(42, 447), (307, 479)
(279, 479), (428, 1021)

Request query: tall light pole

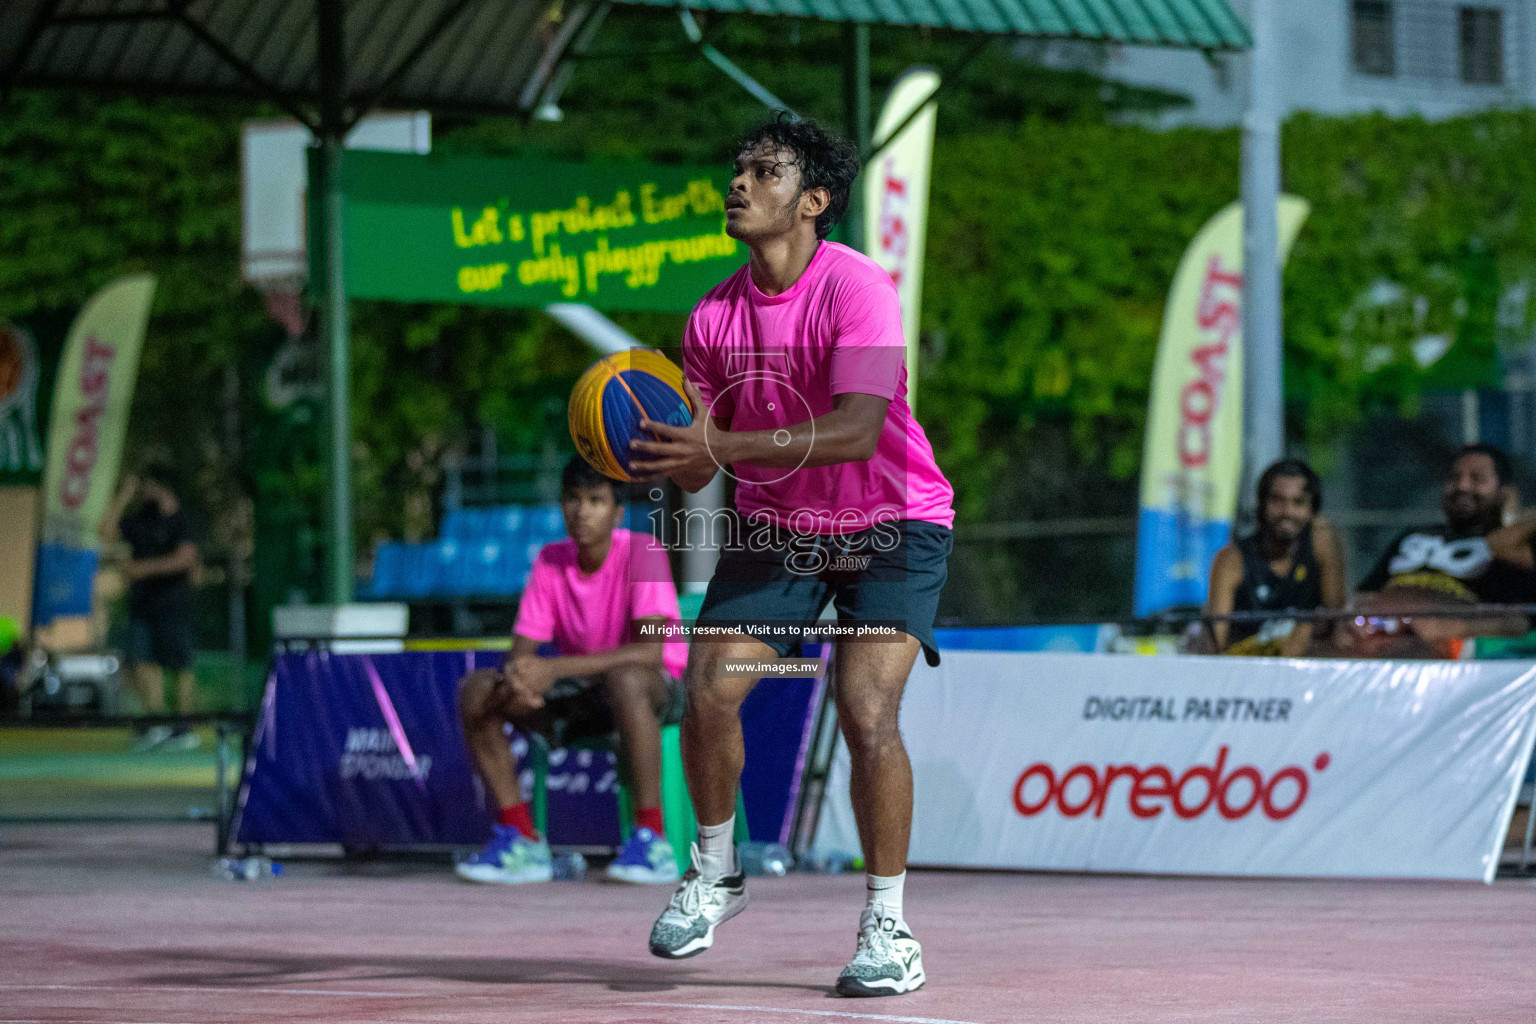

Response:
(1241, 0), (1283, 516)
(316, 0), (353, 604)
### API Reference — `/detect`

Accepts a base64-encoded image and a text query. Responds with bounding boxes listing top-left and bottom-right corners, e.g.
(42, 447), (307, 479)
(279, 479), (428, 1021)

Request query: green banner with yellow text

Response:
(326, 151), (746, 312)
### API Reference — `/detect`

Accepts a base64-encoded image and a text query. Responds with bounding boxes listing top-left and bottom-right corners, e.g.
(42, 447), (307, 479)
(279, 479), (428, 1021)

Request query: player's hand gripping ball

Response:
(568, 348), (695, 482)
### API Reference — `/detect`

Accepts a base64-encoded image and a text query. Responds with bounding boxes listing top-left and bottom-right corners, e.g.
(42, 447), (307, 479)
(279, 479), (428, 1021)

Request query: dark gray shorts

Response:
(532, 669), (685, 746)
(695, 519), (952, 667)
(126, 597), (194, 673)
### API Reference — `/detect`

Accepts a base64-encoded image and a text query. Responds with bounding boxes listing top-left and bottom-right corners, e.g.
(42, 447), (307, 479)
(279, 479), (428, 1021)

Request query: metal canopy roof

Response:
(0, 0), (1250, 604)
(618, 0), (1250, 49)
(0, 0), (612, 128)
(2, 0), (1249, 132)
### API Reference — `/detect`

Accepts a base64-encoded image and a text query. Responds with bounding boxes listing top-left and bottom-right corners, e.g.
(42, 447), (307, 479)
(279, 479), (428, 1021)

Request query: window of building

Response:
(1352, 0), (1397, 77)
(1459, 6), (1504, 84)
(1350, 1), (1522, 92)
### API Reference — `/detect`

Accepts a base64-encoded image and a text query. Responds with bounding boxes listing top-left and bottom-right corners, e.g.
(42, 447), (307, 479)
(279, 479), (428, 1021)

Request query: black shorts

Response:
(126, 591), (194, 673)
(696, 518), (952, 667)
(534, 671), (685, 747)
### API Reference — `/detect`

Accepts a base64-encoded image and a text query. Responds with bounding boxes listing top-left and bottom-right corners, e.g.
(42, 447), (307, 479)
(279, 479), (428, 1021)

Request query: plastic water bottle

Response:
(550, 850), (587, 881)
(737, 842), (792, 877)
(799, 851), (864, 875)
(212, 856), (283, 881)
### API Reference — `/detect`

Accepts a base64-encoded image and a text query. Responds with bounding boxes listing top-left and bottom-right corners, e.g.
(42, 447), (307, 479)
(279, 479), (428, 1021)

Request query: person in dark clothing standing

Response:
(102, 464), (199, 751)
(1206, 459), (1346, 655)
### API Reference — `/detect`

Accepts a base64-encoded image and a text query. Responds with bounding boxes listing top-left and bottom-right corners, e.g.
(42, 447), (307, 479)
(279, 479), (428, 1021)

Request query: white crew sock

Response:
(865, 871), (906, 923)
(695, 817), (736, 881)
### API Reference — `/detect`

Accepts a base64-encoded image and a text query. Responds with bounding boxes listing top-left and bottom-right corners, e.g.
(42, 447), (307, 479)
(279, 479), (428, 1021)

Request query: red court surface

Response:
(4, 822), (1535, 1024)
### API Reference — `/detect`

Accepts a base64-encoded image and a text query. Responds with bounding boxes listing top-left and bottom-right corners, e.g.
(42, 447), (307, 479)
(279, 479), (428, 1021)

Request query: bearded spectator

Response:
(1207, 459), (1346, 656)
(1343, 444), (1533, 657)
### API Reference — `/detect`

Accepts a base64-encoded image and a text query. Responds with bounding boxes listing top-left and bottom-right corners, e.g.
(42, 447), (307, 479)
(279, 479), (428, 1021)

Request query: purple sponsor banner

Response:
(235, 648), (819, 848)
(739, 665), (822, 845)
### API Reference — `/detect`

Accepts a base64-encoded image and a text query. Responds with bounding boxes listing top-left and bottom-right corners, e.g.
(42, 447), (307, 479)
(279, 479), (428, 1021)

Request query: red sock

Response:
(635, 806), (665, 836)
(497, 802), (538, 840)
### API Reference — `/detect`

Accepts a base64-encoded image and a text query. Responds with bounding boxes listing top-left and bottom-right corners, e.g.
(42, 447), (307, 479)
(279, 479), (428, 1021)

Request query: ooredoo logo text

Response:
(1012, 745), (1330, 822)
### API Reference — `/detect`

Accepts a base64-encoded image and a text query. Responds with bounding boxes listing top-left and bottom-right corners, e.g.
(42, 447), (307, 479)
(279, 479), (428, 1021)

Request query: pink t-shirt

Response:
(513, 529), (688, 678)
(684, 241), (954, 534)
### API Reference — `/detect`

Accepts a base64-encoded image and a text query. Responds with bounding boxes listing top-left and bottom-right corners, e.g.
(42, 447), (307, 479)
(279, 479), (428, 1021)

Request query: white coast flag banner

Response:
(814, 652), (1536, 881)
(864, 68), (938, 408)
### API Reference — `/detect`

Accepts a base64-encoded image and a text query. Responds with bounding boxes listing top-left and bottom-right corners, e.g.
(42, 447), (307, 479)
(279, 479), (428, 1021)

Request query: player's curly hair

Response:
(737, 112), (860, 240)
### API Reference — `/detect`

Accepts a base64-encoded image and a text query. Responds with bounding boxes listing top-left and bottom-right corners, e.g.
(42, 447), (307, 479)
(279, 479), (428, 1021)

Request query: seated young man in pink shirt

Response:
(455, 457), (689, 885)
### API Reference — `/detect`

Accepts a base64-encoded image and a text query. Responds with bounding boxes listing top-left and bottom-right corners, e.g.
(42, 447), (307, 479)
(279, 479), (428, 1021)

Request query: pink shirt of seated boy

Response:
(513, 527), (688, 679)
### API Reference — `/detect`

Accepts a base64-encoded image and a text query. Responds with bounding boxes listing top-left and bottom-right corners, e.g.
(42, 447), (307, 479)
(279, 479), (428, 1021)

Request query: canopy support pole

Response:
(1240, 0), (1282, 520)
(316, 0), (354, 604)
(678, 10), (796, 116)
(841, 22), (871, 251)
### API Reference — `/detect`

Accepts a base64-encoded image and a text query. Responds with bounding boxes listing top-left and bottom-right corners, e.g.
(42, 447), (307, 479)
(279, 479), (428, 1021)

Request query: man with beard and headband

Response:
(1206, 459), (1346, 656)
(628, 114), (954, 997)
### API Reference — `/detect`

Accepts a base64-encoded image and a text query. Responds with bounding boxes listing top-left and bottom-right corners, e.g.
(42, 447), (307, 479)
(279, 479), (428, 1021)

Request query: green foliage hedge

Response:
(7, 47), (1536, 559)
(926, 111), (1536, 522)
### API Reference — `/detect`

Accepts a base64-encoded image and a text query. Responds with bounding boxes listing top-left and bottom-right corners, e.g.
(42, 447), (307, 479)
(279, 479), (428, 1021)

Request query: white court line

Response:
(0, 983), (443, 999)
(622, 1002), (987, 1024)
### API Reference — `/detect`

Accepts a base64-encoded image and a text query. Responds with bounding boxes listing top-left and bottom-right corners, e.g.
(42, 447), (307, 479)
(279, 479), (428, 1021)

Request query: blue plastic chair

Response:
(397, 543), (437, 600)
(465, 539), (502, 596)
(526, 504), (565, 547)
(428, 539), (470, 597)
(440, 509), (477, 542)
(502, 544), (534, 595)
(366, 543), (408, 598)
(492, 505), (526, 545)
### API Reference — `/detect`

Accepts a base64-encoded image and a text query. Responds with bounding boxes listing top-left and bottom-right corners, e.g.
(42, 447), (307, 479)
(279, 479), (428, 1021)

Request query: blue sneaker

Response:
(605, 827), (680, 884)
(455, 826), (553, 884)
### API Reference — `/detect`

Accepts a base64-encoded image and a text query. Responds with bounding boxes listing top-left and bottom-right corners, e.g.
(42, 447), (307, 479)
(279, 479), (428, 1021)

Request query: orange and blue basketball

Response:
(568, 348), (694, 482)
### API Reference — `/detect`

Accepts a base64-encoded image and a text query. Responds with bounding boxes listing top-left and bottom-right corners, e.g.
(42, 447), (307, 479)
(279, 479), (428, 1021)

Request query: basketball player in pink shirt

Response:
(631, 115), (954, 996)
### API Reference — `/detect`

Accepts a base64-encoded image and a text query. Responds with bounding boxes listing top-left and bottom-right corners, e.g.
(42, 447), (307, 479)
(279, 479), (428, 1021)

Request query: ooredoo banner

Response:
(813, 651), (1536, 881)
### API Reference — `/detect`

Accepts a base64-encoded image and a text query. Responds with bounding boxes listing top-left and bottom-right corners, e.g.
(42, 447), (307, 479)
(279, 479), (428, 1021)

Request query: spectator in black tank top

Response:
(1206, 459), (1346, 656)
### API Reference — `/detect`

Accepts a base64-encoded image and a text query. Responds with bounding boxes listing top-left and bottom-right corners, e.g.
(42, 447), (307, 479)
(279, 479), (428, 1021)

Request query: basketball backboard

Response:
(241, 112), (431, 291)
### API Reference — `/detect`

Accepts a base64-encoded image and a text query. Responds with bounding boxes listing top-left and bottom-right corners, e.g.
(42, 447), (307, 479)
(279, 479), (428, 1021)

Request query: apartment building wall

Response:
(1083, 0), (1534, 125)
